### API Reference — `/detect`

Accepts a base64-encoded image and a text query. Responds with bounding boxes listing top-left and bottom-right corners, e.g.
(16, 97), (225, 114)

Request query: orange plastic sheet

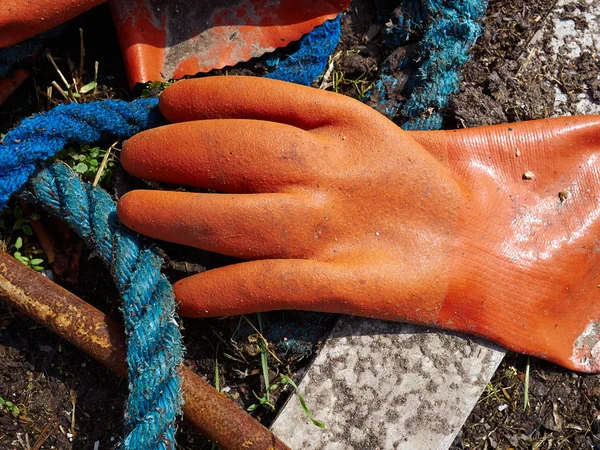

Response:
(109, 0), (350, 87)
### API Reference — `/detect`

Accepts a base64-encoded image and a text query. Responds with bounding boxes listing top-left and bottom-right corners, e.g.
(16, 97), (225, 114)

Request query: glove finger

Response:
(121, 119), (329, 193)
(173, 259), (342, 318)
(159, 76), (367, 130)
(117, 189), (322, 259)
(174, 256), (445, 325)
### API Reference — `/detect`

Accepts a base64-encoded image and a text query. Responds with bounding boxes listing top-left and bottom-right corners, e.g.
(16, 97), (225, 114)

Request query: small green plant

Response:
(247, 313), (276, 412)
(72, 81), (98, 99)
(246, 374), (325, 428)
(243, 314), (325, 428)
(58, 144), (116, 187)
(0, 397), (21, 417)
(481, 381), (504, 404)
(13, 237), (44, 271)
(257, 313), (271, 404)
(278, 375), (325, 429)
(331, 70), (373, 100)
(11, 205), (34, 237)
(504, 365), (518, 378)
(211, 350), (221, 450)
(247, 390), (276, 412)
(141, 80), (172, 98)
(1, 205), (44, 269)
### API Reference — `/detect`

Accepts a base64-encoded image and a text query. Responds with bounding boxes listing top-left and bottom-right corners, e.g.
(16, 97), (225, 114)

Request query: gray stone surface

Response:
(271, 318), (505, 449)
(529, 0), (600, 115)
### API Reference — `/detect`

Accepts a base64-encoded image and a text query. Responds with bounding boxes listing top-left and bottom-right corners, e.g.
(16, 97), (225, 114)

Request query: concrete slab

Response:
(271, 319), (505, 449)
(529, 0), (600, 115)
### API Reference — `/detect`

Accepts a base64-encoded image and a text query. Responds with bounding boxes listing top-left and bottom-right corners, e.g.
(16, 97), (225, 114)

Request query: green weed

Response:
(0, 396), (21, 417)
(278, 375), (325, 429)
(57, 143), (117, 188)
(247, 313), (276, 412)
(211, 346), (222, 450)
(8, 205), (35, 238)
(141, 80), (172, 98)
(247, 390), (275, 412)
(257, 313), (271, 404)
(243, 314), (325, 428)
(1, 206), (45, 271)
(13, 237), (44, 271)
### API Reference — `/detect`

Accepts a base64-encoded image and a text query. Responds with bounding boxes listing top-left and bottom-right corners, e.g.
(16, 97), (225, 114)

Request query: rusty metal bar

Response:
(0, 250), (290, 450)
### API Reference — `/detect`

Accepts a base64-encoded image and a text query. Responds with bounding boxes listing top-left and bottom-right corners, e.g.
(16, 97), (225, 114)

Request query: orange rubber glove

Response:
(0, 0), (105, 48)
(117, 77), (600, 373)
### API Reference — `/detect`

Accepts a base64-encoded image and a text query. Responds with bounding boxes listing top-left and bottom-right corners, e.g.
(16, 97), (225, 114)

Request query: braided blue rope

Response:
(381, 0), (426, 46)
(0, 99), (163, 209)
(266, 15), (342, 86)
(366, 0), (487, 130)
(402, 0), (487, 130)
(28, 163), (183, 449)
(0, 99), (184, 449)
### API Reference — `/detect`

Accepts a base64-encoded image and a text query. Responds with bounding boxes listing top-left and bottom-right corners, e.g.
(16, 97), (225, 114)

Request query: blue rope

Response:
(367, 0), (487, 130)
(28, 163), (184, 449)
(402, 0), (487, 130)
(0, 99), (163, 210)
(381, 0), (427, 46)
(0, 99), (184, 449)
(265, 15), (342, 86)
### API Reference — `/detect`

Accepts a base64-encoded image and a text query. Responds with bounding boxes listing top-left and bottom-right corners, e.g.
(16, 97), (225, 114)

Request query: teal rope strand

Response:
(28, 163), (183, 449)
(401, 0), (488, 130)
(0, 97), (182, 448)
(366, 0), (487, 130)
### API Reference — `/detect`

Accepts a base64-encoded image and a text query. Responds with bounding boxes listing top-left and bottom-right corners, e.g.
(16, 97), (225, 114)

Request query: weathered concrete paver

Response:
(272, 319), (504, 449)
(531, 0), (600, 115)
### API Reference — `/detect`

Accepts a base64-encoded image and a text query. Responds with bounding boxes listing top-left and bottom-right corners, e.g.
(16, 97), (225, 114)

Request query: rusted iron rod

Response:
(0, 250), (290, 450)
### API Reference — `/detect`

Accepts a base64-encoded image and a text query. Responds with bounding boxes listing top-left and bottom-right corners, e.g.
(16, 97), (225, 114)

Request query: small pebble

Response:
(498, 403), (508, 412)
(559, 191), (569, 203)
(523, 171), (535, 180)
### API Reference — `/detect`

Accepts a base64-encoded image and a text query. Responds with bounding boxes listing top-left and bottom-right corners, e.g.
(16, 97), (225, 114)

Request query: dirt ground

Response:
(0, 1), (599, 449)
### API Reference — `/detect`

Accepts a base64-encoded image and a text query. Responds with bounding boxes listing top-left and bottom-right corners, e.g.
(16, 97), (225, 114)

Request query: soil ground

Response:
(0, 1), (599, 449)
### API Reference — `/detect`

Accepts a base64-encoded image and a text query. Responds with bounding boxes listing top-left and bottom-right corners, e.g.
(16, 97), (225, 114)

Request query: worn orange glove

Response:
(117, 77), (600, 373)
(0, 0), (104, 48)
